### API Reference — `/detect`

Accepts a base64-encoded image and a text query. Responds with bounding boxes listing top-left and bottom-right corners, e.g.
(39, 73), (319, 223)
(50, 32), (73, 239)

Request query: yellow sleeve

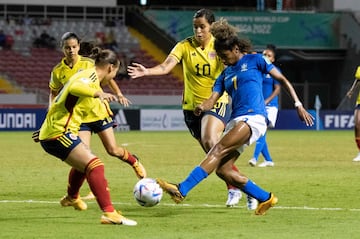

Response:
(355, 66), (360, 79)
(69, 79), (97, 97)
(169, 40), (186, 63)
(49, 69), (62, 91)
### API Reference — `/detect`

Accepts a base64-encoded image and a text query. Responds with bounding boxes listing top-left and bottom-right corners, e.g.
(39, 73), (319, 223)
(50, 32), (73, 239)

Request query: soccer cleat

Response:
(246, 195), (258, 210)
(352, 152), (360, 162)
(81, 191), (96, 200)
(60, 195), (88, 211)
(258, 161), (275, 167)
(255, 193), (278, 215)
(248, 158), (257, 167)
(132, 155), (147, 179)
(226, 189), (242, 207)
(101, 210), (137, 226)
(156, 178), (185, 203)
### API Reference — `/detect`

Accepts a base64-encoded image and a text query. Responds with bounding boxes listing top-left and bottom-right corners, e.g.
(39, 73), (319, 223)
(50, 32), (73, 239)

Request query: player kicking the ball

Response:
(157, 18), (314, 215)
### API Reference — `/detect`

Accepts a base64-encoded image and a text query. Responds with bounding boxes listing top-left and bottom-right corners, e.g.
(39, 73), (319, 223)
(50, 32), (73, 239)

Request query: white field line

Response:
(1, 199), (360, 212)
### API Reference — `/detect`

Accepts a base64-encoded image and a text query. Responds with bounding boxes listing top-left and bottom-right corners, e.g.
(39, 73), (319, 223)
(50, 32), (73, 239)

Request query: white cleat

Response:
(353, 152), (360, 162)
(248, 158), (257, 167)
(247, 195), (258, 210)
(226, 189), (242, 207)
(258, 161), (275, 167)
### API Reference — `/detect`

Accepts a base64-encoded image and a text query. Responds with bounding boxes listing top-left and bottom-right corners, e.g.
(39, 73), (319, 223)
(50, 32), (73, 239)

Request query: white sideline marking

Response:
(1, 200), (360, 212)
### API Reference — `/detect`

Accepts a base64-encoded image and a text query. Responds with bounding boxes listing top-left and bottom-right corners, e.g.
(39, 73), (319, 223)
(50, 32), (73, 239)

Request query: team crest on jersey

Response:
(208, 51), (216, 60)
(241, 63), (248, 72)
(191, 52), (196, 56)
(69, 133), (77, 140)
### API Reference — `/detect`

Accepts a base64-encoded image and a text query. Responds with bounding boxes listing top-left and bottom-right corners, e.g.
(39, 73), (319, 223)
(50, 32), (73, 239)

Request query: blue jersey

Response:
(213, 53), (274, 119)
(262, 66), (280, 108)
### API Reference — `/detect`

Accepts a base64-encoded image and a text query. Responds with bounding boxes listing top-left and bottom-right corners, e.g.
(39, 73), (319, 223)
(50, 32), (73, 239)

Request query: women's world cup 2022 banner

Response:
(144, 10), (341, 50)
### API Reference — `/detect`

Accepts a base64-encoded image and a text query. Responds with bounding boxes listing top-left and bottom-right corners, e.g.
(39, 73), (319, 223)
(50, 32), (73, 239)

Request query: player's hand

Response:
(194, 104), (205, 116)
(296, 106), (314, 127)
(117, 94), (132, 107)
(32, 130), (40, 143)
(99, 92), (118, 102)
(127, 63), (148, 79)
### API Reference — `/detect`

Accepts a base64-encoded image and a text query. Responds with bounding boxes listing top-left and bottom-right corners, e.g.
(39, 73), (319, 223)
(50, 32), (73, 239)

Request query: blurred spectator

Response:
(22, 15), (33, 25)
(116, 52), (131, 80)
(0, 30), (14, 50)
(283, 0), (295, 10)
(95, 31), (106, 48)
(33, 30), (56, 49)
(105, 18), (116, 27)
(266, 0), (295, 11)
(0, 30), (6, 48)
(104, 30), (118, 52)
(79, 41), (96, 56)
(5, 34), (14, 50)
(257, 0), (265, 11)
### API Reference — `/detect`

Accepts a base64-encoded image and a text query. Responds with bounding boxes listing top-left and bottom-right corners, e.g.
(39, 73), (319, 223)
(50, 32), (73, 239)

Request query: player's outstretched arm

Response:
(127, 56), (178, 79)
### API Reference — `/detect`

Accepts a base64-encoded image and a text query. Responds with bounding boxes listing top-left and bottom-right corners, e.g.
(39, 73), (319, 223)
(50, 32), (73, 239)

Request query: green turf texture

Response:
(0, 130), (359, 239)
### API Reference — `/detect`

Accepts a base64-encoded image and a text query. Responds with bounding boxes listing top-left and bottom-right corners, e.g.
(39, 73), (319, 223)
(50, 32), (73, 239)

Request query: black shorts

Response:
(40, 132), (81, 160)
(183, 102), (231, 140)
(79, 116), (115, 133)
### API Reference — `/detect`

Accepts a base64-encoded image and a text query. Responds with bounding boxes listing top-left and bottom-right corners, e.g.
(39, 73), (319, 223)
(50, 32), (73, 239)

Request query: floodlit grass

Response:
(0, 130), (359, 239)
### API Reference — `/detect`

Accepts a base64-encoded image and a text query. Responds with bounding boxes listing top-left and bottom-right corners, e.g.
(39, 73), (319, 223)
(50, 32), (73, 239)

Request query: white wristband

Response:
(294, 101), (302, 108)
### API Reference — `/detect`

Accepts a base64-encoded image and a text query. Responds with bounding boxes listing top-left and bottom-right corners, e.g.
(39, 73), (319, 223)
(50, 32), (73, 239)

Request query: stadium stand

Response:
(2, 2), (359, 108)
(0, 17), (183, 99)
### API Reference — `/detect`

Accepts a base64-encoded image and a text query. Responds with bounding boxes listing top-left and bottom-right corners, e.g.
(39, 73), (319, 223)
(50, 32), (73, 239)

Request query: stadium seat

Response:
(0, 18), (183, 95)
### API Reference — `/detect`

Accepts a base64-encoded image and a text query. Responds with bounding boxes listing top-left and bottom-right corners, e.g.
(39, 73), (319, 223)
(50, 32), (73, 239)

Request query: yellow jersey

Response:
(49, 56), (112, 123)
(39, 68), (109, 140)
(170, 35), (228, 111)
(49, 56), (94, 92)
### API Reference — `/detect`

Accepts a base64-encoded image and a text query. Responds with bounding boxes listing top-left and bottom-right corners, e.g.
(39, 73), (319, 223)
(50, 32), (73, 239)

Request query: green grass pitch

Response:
(0, 130), (359, 239)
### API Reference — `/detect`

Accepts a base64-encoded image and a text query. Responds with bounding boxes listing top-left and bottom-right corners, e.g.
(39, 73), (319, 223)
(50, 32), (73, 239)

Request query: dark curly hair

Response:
(210, 18), (252, 54)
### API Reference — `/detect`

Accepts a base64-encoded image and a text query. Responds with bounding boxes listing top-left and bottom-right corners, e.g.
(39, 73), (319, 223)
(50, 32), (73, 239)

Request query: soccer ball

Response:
(133, 178), (163, 207)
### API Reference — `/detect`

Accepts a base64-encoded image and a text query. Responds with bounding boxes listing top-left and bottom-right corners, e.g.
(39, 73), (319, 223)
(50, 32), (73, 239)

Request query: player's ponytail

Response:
(90, 48), (120, 68)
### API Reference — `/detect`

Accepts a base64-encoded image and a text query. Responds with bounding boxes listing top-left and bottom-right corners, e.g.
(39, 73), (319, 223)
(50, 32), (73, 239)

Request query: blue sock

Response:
(178, 166), (208, 196)
(261, 133), (272, 161)
(253, 135), (266, 160)
(241, 180), (270, 202)
(261, 141), (272, 162)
